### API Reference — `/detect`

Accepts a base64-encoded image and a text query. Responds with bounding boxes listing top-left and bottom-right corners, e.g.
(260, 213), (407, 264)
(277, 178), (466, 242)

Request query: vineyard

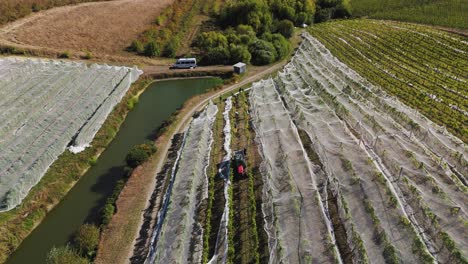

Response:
(308, 19), (467, 142)
(349, 0), (467, 29)
(0, 58), (142, 212)
(137, 20), (467, 264)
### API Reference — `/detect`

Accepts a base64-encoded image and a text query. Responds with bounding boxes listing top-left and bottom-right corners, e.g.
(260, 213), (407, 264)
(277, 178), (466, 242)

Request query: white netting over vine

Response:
(208, 96), (232, 264)
(146, 102), (218, 264)
(0, 57), (142, 211)
(249, 79), (339, 263)
(267, 33), (467, 262)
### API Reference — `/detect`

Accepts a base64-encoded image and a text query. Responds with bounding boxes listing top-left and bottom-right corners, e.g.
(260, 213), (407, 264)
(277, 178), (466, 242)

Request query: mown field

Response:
(350, 0), (468, 29)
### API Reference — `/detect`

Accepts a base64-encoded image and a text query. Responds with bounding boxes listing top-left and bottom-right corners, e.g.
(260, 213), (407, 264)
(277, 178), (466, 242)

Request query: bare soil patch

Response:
(0, 0), (173, 56)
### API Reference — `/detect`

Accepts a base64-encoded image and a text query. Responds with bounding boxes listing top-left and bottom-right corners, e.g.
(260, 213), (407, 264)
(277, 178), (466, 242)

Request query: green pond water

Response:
(7, 77), (221, 264)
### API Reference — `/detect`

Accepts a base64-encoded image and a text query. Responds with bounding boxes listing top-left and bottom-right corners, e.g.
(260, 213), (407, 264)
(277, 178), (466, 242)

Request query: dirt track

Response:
(0, 0), (173, 55)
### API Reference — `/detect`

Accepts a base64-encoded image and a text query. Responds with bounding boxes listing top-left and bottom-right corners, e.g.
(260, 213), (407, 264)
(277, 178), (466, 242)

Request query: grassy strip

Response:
(0, 77), (152, 263)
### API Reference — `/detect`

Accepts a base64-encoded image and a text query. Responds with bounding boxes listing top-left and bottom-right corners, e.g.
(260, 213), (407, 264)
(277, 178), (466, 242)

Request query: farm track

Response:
(264, 31), (467, 263)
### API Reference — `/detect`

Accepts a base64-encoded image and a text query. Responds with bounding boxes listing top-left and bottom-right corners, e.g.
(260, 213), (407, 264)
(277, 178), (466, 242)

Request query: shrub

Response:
(46, 245), (88, 264)
(58, 51), (71, 59)
(127, 95), (139, 110)
(144, 41), (161, 57)
(195, 31), (229, 50)
(162, 38), (178, 58)
(129, 40), (144, 54)
(101, 203), (115, 226)
(83, 51), (93, 60)
(75, 224), (100, 257)
(125, 143), (156, 168)
(277, 19), (294, 38)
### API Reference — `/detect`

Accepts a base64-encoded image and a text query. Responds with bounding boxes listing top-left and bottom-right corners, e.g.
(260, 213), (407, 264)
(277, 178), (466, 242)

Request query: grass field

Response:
(0, 0), (173, 56)
(350, 0), (468, 29)
(0, 0), (108, 25)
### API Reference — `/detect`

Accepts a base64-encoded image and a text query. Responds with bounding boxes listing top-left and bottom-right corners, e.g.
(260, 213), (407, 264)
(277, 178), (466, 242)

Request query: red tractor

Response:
(232, 149), (247, 177)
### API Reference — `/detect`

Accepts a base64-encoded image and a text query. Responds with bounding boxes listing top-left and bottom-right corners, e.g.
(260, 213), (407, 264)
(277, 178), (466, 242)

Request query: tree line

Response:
(193, 0), (350, 66)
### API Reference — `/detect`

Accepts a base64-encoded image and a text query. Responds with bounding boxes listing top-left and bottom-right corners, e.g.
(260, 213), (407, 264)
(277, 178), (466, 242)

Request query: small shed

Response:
(233, 62), (247, 74)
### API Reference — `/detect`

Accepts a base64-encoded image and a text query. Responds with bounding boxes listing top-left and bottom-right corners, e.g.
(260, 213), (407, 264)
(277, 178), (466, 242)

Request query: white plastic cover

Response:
(0, 57), (142, 211)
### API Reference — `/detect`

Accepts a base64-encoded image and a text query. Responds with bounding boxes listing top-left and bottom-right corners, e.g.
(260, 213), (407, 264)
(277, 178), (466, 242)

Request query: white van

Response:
(171, 58), (197, 69)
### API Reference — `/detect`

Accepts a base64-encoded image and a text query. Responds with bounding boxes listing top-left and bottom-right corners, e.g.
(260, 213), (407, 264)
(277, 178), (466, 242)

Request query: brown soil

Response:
(0, 0), (173, 56)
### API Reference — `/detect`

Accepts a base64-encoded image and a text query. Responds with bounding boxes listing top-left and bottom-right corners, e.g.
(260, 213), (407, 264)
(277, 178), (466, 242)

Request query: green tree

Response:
(125, 143), (156, 168)
(195, 31), (228, 50)
(202, 47), (231, 65)
(162, 38), (178, 57)
(335, 0), (352, 18)
(271, 34), (291, 59)
(219, 0), (272, 33)
(277, 19), (294, 38)
(229, 44), (251, 64)
(46, 245), (88, 264)
(236, 24), (256, 37)
(249, 39), (278, 65)
(75, 224), (100, 257)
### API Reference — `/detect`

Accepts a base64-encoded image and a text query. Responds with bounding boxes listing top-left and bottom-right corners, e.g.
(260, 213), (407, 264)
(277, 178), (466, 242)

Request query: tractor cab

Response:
(232, 149), (247, 177)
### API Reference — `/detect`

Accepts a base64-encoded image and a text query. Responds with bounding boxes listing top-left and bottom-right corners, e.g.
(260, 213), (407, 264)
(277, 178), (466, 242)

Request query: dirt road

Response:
(0, 0), (173, 55)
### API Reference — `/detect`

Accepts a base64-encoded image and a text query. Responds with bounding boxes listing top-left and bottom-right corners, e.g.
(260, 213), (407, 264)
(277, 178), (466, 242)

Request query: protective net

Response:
(208, 96), (232, 264)
(261, 33), (467, 262)
(249, 79), (340, 263)
(146, 102), (218, 264)
(0, 57), (142, 211)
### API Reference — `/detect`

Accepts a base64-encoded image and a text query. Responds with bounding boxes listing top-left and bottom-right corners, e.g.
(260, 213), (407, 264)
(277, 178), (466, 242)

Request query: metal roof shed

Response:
(233, 62), (246, 74)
